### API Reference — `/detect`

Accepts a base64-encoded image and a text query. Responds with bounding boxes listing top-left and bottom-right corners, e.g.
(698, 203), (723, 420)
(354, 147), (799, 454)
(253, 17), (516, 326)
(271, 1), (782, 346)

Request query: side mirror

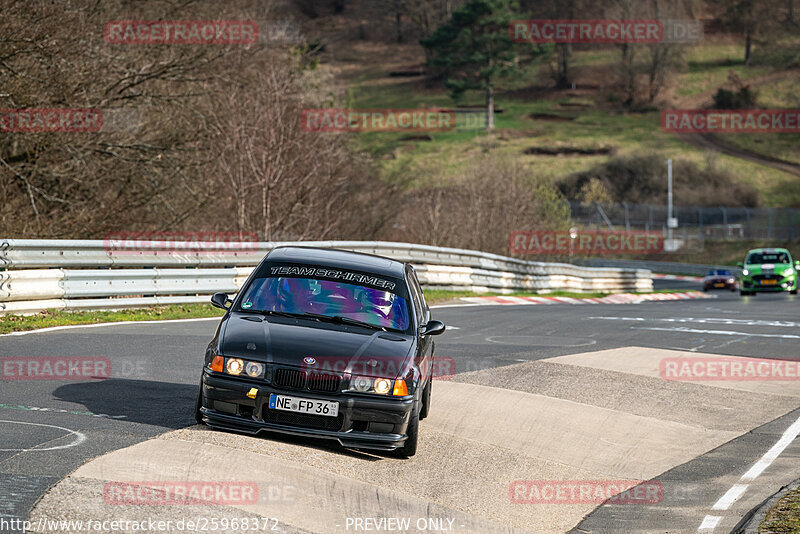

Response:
(211, 292), (232, 310)
(795, 260), (799, 267)
(420, 320), (446, 336)
(737, 262), (743, 268)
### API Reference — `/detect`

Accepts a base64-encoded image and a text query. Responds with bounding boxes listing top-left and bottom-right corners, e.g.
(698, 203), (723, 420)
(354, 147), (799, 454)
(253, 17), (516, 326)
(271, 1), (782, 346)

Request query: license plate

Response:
(268, 394), (338, 417)
(761, 279), (777, 285)
(714, 283), (725, 288)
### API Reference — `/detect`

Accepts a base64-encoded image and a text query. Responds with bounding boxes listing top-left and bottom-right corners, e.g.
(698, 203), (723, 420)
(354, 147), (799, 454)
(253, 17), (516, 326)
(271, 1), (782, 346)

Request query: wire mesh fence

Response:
(569, 201), (800, 241)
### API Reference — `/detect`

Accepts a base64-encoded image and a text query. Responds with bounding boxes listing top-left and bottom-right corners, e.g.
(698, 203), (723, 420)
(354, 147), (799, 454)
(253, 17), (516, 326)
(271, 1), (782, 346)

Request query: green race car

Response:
(738, 248), (799, 296)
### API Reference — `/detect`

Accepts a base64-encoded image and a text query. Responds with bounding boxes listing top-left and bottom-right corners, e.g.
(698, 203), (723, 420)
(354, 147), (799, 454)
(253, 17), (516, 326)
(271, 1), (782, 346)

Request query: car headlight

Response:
(226, 358), (244, 376)
(210, 357), (265, 379)
(785, 268), (794, 276)
(349, 376), (394, 395)
(245, 361), (264, 378)
(728, 278), (735, 284)
(374, 378), (392, 394)
(742, 269), (749, 276)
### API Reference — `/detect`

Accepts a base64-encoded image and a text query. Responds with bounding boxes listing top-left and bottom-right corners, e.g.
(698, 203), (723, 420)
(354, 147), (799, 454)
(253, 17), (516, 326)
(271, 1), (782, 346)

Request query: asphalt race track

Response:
(1, 287), (799, 533)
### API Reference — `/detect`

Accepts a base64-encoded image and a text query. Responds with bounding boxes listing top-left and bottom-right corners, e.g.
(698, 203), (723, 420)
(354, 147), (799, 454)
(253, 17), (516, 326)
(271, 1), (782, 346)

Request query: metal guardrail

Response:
(574, 258), (741, 277)
(570, 201), (800, 240)
(0, 240), (653, 314)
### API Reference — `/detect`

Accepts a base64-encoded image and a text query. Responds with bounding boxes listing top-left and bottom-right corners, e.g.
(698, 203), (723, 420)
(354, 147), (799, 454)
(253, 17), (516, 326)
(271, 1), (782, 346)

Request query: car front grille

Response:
(307, 371), (341, 393)
(272, 367), (343, 393)
(261, 410), (344, 431)
(274, 368), (305, 389)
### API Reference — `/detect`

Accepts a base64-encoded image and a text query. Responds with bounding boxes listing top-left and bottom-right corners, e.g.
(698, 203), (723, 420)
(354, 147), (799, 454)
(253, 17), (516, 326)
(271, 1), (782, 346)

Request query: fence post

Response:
(595, 202), (600, 231)
(794, 208), (800, 241)
(768, 208), (774, 239)
(647, 204), (653, 232)
(745, 208), (751, 239)
(697, 207), (704, 247)
(623, 202), (630, 232)
(720, 207), (728, 238)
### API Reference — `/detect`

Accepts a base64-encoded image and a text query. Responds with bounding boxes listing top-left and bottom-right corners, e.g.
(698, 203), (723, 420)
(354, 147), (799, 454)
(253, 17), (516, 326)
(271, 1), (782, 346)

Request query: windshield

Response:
(709, 270), (732, 276)
(237, 276), (410, 332)
(746, 252), (790, 265)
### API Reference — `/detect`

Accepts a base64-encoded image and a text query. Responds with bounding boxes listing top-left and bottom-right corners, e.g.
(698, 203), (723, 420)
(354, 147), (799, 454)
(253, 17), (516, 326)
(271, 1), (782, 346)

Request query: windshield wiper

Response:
(237, 309), (298, 319)
(297, 312), (388, 331)
(238, 309), (392, 331)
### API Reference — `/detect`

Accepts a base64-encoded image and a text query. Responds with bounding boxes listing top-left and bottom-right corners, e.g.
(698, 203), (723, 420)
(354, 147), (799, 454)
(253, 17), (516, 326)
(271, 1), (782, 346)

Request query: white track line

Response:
(711, 484), (748, 510)
(0, 317), (221, 337)
(637, 326), (800, 340)
(2, 304), (483, 337)
(698, 516), (722, 531)
(0, 420), (86, 452)
(698, 413), (800, 531)
(741, 415), (800, 482)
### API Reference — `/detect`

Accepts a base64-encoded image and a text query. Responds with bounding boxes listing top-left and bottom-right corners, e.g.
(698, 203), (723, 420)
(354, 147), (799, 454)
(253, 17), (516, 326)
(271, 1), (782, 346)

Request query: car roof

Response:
(747, 248), (791, 254)
(266, 246), (407, 278)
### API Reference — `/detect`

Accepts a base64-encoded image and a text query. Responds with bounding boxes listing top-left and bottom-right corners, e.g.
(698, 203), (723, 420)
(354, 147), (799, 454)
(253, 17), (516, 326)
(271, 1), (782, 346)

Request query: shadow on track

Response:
(52, 378), (385, 460)
(52, 378), (197, 429)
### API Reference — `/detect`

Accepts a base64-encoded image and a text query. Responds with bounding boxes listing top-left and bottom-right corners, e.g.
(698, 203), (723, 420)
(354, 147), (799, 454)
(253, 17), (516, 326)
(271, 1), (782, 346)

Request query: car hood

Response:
(221, 312), (414, 377)
(744, 263), (793, 276)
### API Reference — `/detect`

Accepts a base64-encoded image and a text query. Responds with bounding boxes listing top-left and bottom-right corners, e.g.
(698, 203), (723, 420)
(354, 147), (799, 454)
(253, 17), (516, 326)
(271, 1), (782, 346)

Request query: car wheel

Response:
(194, 385), (205, 425)
(740, 290), (750, 296)
(791, 289), (798, 295)
(419, 380), (431, 420)
(392, 405), (419, 458)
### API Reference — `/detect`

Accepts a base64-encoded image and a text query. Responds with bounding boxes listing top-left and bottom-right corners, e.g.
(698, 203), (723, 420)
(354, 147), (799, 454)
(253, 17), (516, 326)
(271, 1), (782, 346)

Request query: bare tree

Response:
(0, 0), (402, 241)
(707, 0), (776, 65)
(605, 0), (687, 108)
(400, 155), (570, 254)
(205, 51), (402, 241)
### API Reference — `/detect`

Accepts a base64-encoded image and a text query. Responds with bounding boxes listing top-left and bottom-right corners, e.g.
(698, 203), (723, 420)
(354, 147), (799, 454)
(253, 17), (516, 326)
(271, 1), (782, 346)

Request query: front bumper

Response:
(200, 371), (415, 450)
(704, 280), (736, 290)
(741, 278), (796, 292)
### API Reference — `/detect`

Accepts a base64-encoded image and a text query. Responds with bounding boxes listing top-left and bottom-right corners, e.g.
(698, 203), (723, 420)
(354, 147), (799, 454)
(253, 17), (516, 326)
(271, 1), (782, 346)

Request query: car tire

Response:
(194, 385), (205, 425)
(419, 380), (431, 420)
(791, 289), (798, 295)
(740, 290), (750, 296)
(392, 405), (419, 458)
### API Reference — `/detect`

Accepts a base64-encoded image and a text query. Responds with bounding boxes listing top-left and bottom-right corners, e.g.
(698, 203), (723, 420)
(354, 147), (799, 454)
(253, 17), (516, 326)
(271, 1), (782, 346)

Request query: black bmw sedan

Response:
(195, 246), (445, 457)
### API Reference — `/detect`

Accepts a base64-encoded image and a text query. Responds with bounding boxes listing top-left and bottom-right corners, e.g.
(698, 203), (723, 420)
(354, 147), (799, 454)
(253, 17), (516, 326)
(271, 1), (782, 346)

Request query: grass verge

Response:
(423, 288), (693, 305)
(759, 485), (800, 533)
(0, 304), (224, 335)
(0, 289), (697, 334)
